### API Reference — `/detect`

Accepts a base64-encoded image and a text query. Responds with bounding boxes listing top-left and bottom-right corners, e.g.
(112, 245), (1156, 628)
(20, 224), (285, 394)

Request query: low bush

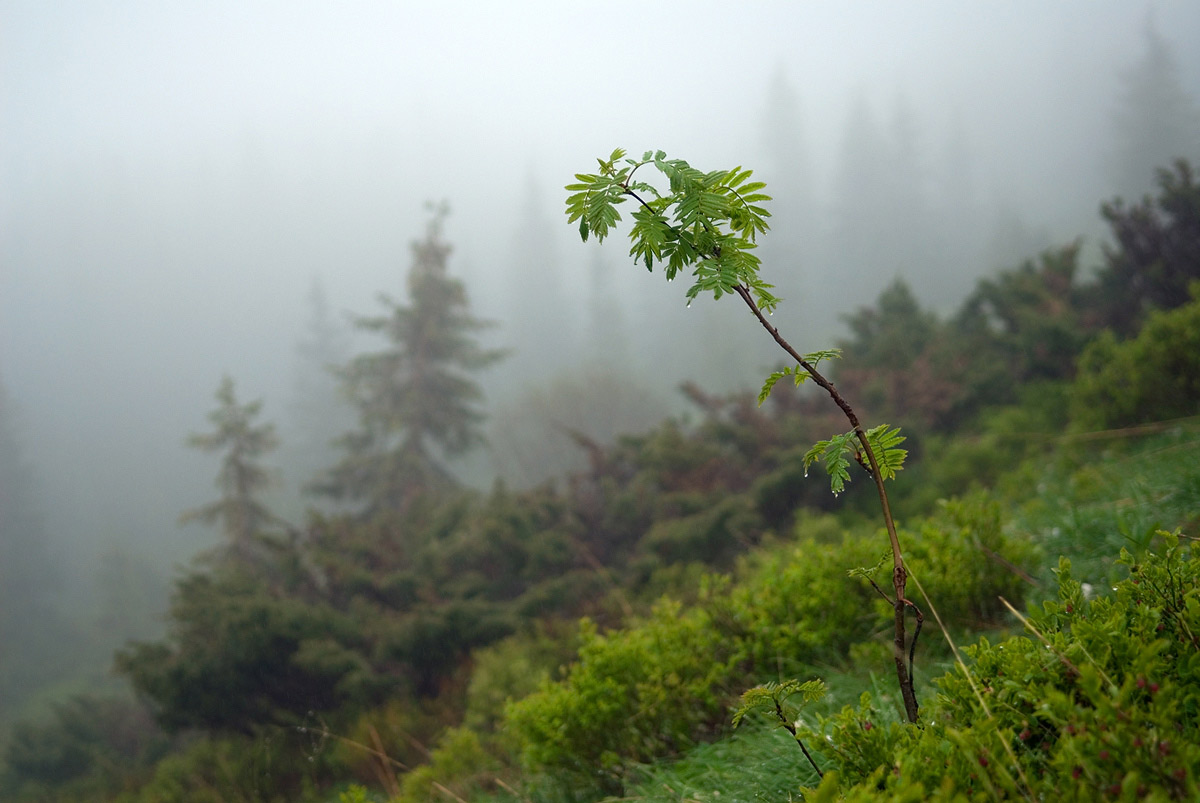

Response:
(725, 534), (889, 676)
(120, 729), (343, 803)
(903, 493), (1039, 628)
(0, 694), (167, 802)
(462, 629), (579, 735)
(503, 494), (1036, 792)
(395, 727), (502, 803)
(504, 599), (740, 795)
(804, 531), (1199, 801)
(1070, 287), (1200, 431)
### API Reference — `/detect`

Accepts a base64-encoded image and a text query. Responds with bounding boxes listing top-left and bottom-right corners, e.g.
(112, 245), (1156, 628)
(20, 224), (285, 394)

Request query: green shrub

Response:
(396, 727), (501, 803)
(903, 493), (1039, 628)
(1, 694), (167, 801)
(501, 532), (895, 791)
(804, 532), (1200, 801)
(502, 494), (1038, 792)
(727, 535), (889, 676)
(115, 571), (374, 733)
(504, 599), (740, 794)
(123, 730), (341, 803)
(640, 494), (763, 568)
(463, 629), (578, 734)
(1070, 287), (1200, 430)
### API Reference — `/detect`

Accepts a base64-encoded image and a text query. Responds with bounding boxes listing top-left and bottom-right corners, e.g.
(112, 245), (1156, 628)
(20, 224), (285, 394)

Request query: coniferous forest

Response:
(3, 4), (1200, 802)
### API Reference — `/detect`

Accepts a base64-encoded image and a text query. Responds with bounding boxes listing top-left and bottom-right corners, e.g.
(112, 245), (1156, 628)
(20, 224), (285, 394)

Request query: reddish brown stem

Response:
(733, 284), (919, 723)
(615, 183), (920, 721)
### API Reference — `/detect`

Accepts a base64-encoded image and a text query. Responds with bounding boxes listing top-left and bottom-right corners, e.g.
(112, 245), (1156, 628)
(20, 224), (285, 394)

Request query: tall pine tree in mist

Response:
(825, 92), (948, 319)
(929, 109), (989, 301)
(316, 205), (504, 514)
(285, 276), (352, 501)
(883, 94), (943, 297)
(755, 67), (839, 352)
(1109, 16), (1200, 201)
(180, 375), (280, 565)
(584, 249), (628, 364)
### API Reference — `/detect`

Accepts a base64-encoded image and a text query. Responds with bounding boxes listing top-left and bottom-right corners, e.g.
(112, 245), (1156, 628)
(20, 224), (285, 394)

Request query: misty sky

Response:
(3, 1), (1200, 581)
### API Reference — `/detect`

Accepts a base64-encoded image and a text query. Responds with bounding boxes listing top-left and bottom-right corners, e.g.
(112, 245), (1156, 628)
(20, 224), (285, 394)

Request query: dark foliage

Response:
(1, 694), (166, 799)
(1092, 159), (1200, 335)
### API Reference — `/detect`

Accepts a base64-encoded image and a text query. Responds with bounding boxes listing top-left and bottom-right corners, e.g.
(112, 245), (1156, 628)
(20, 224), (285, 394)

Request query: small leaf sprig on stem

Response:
(566, 148), (922, 723)
(733, 679), (827, 779)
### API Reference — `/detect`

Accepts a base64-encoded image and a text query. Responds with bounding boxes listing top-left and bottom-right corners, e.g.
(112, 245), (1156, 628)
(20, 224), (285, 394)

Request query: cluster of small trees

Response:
(834, 160), (1200, 435)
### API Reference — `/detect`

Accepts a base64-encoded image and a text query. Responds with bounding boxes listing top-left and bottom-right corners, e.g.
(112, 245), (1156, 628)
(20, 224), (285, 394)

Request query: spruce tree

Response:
(180, 375), (279, 564)
(317, 205), (503, 513)
(825, 94), (894, 322)
(1095, 159), (1200, 335)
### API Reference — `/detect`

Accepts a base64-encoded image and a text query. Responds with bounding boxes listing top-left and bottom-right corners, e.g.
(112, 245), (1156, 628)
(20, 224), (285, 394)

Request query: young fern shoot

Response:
(566, 148), (922, 723)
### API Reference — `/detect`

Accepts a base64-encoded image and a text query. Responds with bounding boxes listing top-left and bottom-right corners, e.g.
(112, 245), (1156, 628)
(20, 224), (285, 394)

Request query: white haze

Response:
(2, 1), (1199, 614)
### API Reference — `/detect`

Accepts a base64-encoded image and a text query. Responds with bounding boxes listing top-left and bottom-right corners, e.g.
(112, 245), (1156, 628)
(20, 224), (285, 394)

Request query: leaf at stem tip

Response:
(731, 679), (827, 728)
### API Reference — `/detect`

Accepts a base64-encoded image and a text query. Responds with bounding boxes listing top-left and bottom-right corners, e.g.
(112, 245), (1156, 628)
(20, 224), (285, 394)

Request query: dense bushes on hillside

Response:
(4, 159), (1199, 802)
(504, 495), (1036, 795)
(804, 533), (1199, 801)
(834, 159), (1200, 439)
(1070, 286), (1200, 430)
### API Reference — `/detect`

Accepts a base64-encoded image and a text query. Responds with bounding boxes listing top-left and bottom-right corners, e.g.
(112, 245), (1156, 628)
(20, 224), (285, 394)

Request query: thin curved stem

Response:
(615, 177), (920, 722)
(775, 700), (823, 780)
(733, 283), (920, 723)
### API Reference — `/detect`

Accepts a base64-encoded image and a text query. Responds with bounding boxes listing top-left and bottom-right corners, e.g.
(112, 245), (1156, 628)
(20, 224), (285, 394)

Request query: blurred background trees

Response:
(1109, 17), (1200, 202)
(0, 376), (75, 728)
(314, 206), (505, 515)
(179, 375), (280, 566)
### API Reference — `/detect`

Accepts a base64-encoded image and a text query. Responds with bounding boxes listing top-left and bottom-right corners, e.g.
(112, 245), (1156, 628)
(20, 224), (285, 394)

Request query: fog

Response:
(2, 0), (1199, 710)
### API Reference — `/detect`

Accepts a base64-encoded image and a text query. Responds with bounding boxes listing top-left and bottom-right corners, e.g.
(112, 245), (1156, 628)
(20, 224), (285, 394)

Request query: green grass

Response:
(619, 723), (819, 803)
(1009, 422), (1200, 587)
